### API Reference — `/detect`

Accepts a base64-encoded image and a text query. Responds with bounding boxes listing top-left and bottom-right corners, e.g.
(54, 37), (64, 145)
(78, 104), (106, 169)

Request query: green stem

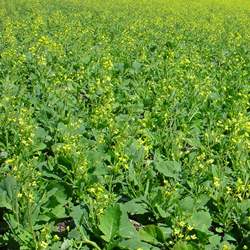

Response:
(27, 200), (38, 249)
(82, 239), (102, 250)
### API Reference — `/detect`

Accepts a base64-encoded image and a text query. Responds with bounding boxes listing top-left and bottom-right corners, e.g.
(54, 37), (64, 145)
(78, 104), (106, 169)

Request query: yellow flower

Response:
(207, 159), (214, 164)
(213, 177), (220, 188)
(53, 235), (60, 241)
(226, 186), (232, 194)
(179, 233), (184, 238)
(190, 234), (197, 240)
(222, 244), (230, 250)
(40, 241), (48, 249)
(5, 159), (15, 164)
(27, 192), (34, 203)
(17, 192), (23, 198)
(179, 221), (185, 227)
(244, 121), (250, 132)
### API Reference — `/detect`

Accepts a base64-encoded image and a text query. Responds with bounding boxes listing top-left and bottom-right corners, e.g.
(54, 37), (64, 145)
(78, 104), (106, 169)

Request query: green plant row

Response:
(0, 0), (249, 249)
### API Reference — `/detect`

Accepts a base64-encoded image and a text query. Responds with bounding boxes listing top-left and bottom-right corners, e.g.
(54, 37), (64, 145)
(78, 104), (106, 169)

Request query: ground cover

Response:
(0, 0), (249, 249)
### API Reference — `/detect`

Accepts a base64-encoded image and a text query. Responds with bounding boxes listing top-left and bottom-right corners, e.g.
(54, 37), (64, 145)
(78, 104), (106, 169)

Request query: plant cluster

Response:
(0, 0), (249, 249)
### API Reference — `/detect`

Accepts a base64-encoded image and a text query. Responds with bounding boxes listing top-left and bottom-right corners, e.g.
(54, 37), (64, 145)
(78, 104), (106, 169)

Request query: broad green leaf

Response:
(155, 204), (167, 218)
(196, 194), (210, 207)
(139, 229), (158, 244)
(50, 242), (62, 250)
(158, 226), (172, 240)
(154, 156), (181, 179)
(40, 187), (58, 205)
(70, 205), (83, 225)
(47, 183), (67, 204)
(139, 225), (164, 244)
(37, 214), (51, 222)
(81, 55), (91, 65)
(122, 198), (148, 215)
(180, 196), (195, 211)
(33, 142), (47, 152)
(0, 176), (17, 200)
(209, 235), (221, 246)
(119, 207), (137, 238)
(188, 211), (212, 233)
(5, 213), (19, 230)
(35, 127), (48, 139)
(173, 241), (195, 250)
(132, 61), (141, 72)
(68, 228), (81, 240)
(119, 238), (160, 250)
(61, 239), (72, 250)
(0, 190), (12, 210)
(55, 187), (67, 204)
(99, 205), (121, 242)
(51, 205), (66, 218)
(239, 199), (250, 212)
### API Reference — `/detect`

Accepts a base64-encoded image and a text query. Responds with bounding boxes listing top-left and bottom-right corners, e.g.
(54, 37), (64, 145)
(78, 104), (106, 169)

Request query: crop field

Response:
(0, 0), (249, 249)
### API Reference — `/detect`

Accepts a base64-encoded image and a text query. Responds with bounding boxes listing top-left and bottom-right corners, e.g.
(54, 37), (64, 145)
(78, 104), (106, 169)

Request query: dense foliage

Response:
(0, 0), (249, 249)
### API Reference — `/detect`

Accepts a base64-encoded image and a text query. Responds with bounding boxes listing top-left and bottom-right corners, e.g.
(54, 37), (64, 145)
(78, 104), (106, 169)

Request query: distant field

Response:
(0, 0), (249, 249)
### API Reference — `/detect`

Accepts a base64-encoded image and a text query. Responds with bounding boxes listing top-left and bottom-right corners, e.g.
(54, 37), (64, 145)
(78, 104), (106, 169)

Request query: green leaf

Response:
(180, 196), (195, 211)
(139, 229), (158, 244)
(35, 127), (48, 139)
(55, 188), (67, 204)
(154, 156), (181, 179)
(5, 213), (19, 230)
(132, 61), (141, 72)
(68, 228), (81, 240)
(119, 238), (159, 250)
(61, 239), (72, 250)
(209, 235), (221, 246)
(239, 199), (250, 212)
(0, 176), (17, 210)
(81, 55), (91, 65)
(33, 142), (47, 152)
(188, 211), (212, 233)
(0, 190), (12, 210)
(99, 205), (121, 242)
(128, 163), (138, 185)
(42, 172), (62, 181)
(196, 194), (210, 207)
(40, 187), (58, 205)
(51, 205), (66, 218)
(158, 226), (172, 240)
(119, 207), (137, 238)
(173, 241), (195, 250)
(47, 183), (67, 204)
(0, 176), (17, 200)
(37, 214), (51, 222)
(139, 225), (164, 244)
(215, 227), (223, 233)
(70, 205), (83, 225)
(224, 234), (236, 242)
(122, 198), (148, 215)
(50, 242), (62, 250)
(155, 204), (167, 218)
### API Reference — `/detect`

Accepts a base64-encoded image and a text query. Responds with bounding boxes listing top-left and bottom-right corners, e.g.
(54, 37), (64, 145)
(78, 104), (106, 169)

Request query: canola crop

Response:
(0, 0), (249, 249)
